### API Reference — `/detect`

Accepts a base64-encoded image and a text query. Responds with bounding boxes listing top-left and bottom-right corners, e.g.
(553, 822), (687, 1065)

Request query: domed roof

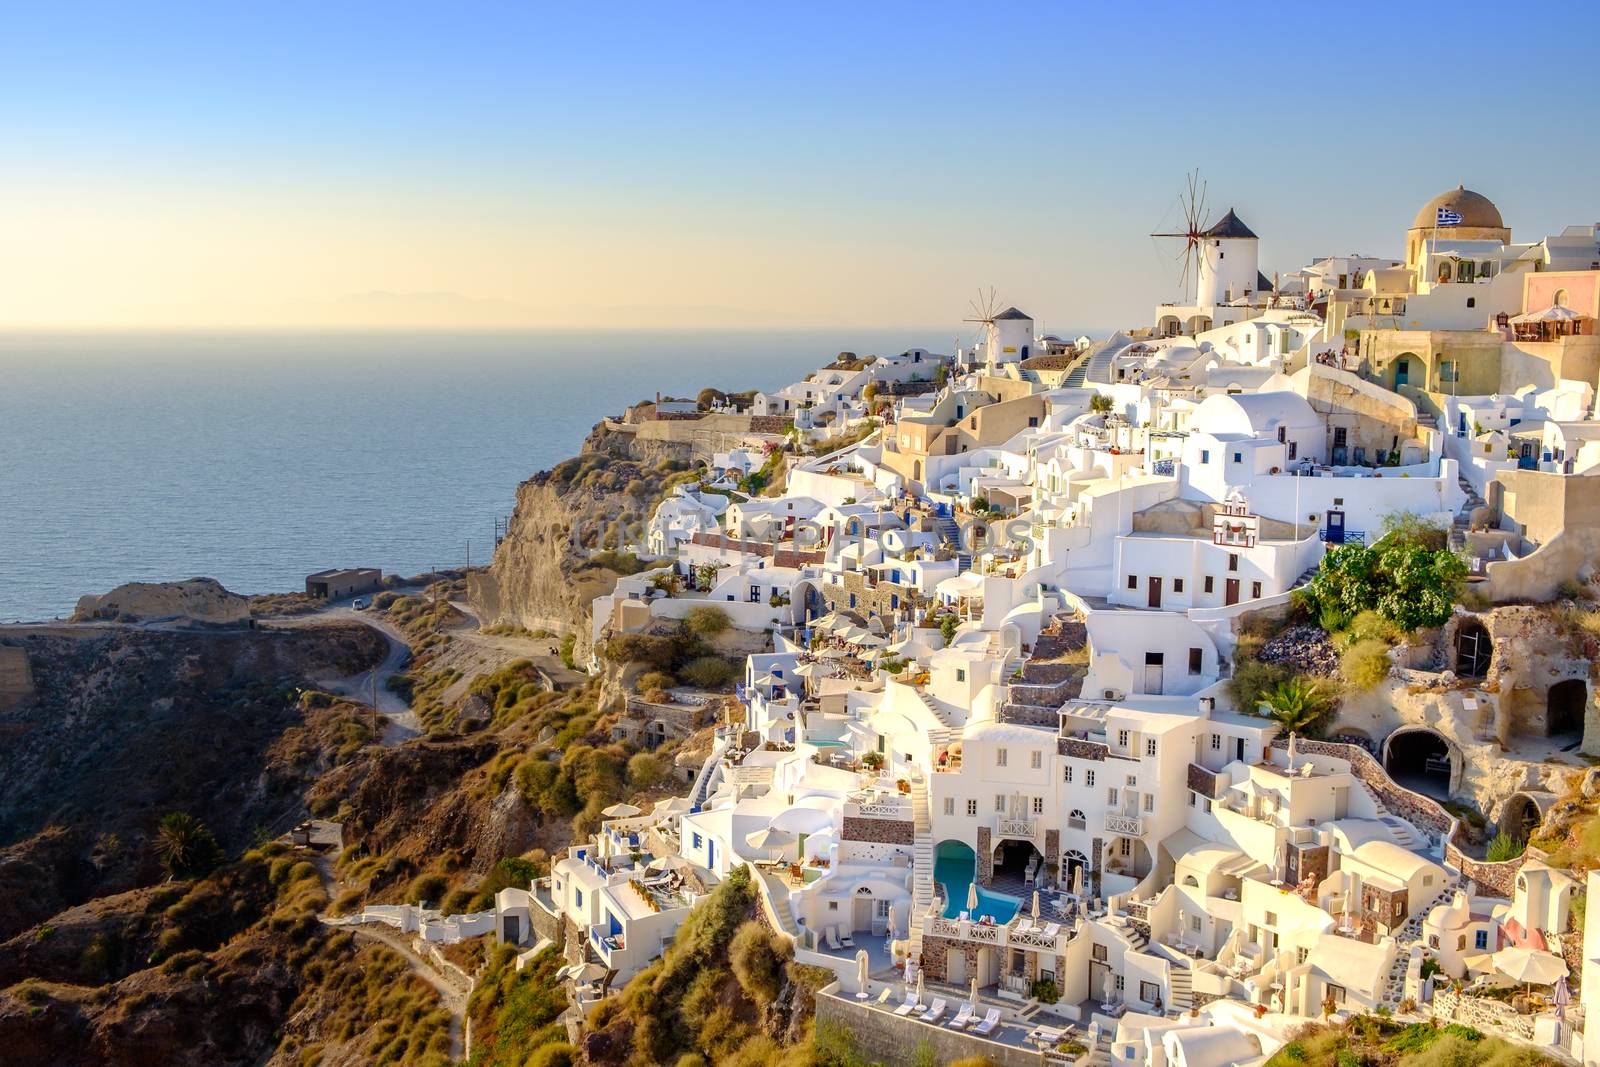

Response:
(1412, 185), (1504, 230)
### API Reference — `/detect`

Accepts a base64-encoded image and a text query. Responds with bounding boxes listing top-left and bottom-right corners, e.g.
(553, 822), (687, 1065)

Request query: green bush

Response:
(679, 656), (735, 688)
(1340, 638), (1393, 691)
(1300, 514), (1467, 632)
(627, 751), (667, 789)
(635, 671), (678, 693)
(409, 873), (448, 905)
(685, 605), (731, 637)
(728, 921), (791, 1002)
(558, 633), (577, 670)
(1485, 831), (1525, 863)
(939, 615), (960, 647)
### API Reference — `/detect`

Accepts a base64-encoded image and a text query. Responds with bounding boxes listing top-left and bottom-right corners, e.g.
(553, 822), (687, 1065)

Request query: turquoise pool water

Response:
(934, 844), (1021, 923)
(808, 739), (849, 748)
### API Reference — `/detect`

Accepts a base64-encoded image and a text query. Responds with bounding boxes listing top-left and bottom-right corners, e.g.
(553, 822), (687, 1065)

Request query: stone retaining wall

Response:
(842, 817), (915, 845)
(816, 991), (1042, 1067)
(1430, 988), (1535, 1040)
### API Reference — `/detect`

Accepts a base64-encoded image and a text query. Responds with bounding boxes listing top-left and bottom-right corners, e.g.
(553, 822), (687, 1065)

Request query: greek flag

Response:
(1436, 207), (1463, 226)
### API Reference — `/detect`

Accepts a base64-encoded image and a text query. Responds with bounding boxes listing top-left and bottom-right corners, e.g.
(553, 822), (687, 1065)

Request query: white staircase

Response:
(1378, 814), (1420, 850)
(1377, 879), (1462, 1008)
(908, 772), (935, 956)
(758, 869), (802, 940)
(1168, 964), (1193, 1012)
(914, 686), (958, 729)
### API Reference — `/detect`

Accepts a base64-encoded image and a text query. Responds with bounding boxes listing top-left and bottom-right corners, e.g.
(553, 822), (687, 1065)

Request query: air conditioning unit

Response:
(1102, 689), (1123, 701)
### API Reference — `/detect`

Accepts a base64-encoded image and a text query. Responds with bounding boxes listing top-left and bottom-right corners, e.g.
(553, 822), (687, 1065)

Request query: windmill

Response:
(1150, 170), (1211, 304)
(963, 287), (1004, 362)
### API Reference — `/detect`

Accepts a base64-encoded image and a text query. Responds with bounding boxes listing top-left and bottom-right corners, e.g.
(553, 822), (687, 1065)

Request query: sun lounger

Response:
(1013, 918), (1034, 935)
(920, 997), (947, 1023)
(893, 993), (920, 1016)
(1042, 922), (1061, 938)
(973, 1007), (1002, 1035)
(824, 927), (841, 950)
(946, 1001), (974, 1028)
(839, 928), (855, 948)
(876, 986), (893, 1004)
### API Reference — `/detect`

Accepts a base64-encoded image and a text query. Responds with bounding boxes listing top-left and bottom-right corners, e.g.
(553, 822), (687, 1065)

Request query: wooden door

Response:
(1225, 578), (1240, 606)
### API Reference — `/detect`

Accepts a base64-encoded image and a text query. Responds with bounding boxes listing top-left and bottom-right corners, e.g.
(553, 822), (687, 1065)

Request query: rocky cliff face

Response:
(469, 424), (675, 664)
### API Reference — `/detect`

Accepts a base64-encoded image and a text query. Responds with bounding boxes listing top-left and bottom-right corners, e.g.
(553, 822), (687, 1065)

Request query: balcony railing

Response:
(997, 816), (1037, 838)
(1104, 813), (1145, 836)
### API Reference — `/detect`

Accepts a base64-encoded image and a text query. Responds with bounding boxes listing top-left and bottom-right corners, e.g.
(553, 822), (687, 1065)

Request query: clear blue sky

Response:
(3, 1), (1597, 331)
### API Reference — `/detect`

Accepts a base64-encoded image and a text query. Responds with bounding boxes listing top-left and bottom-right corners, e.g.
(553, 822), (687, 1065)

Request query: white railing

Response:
(997, 817), (1037, 838)
(1104, 813), (1144, 836)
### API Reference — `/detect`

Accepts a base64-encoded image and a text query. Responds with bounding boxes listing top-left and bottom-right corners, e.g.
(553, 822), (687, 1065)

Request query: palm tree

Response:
(1261, 678), (1330, 735)
(154, 811), (221, 879)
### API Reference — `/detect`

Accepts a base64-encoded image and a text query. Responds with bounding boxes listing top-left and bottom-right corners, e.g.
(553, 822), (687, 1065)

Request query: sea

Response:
(0, 329), (951, 622)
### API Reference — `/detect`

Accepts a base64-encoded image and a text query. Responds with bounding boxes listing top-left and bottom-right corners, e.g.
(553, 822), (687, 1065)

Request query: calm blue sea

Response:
(0, 329), (948, 621)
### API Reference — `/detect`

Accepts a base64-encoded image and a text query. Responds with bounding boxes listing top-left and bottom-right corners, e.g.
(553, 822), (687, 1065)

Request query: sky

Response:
(3, 1), (1598, 333)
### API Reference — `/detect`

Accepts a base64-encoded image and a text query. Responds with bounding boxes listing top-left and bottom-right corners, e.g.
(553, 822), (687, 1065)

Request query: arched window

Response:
(1182, 874), (1200, 888)
(1068, 810), (1086, 830)
(1554, 289), (1570, 308)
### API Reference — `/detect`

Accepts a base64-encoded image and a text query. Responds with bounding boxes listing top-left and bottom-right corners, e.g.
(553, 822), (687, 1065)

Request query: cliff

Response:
(469, 422), (685, 664)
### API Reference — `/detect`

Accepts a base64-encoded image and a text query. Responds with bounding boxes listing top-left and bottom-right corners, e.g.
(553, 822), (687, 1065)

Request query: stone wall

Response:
(529, 898), (564, 950)
(1187, 762), (1222, 799)
(1430, 988), (1534, 1040)
(841, 817), (915, 845)
(1060, 737), (1109, 761)
(834, 569), (925, 621)
(686, 533), (825, 569)
(816, 990), (1042, 1067)
(976, 826), (994, 885)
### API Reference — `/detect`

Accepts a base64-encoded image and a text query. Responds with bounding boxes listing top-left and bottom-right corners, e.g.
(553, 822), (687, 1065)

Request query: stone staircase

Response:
(1377, 879), (1462, 1008)
(908, 773), (934, 956)
(1451, 475), (1486, 551)
(999, 617), (1088, 726)
(933, 513), (960, 545)
(1378, 814), (1421, 850)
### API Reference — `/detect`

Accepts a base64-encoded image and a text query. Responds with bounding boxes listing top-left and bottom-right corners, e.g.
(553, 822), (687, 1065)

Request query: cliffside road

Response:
(273, 592), (423, 744)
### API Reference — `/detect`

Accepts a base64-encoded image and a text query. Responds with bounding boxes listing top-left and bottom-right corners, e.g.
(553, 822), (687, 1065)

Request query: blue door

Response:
(1326, 510), (1346, 544)
(706, 839), (715, 871)
(1395, 359), (1409, 387)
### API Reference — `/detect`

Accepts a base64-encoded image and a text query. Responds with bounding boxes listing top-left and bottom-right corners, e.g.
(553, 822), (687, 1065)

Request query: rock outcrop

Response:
(74, 577), (251, 625)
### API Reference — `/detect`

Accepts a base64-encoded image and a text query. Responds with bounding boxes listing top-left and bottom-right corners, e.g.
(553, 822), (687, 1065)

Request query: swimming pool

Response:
(933, 841), (1021, 923)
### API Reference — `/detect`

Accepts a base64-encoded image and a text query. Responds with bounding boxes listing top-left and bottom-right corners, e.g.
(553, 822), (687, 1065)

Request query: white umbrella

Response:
(970, 975), (980, 1006)
(572, 962), (608, 984)
(647, 854), (692, 873)
(746, 826), (798, 853)
(652, 796), (692, 815)
(1494, 946), (1567, 987)
(601, 802), (641, 818)
(793, 661), (826, 677)
(770, 806), (834, 835)
(915, 967), (926, 1006)
(855, 633), (888, 648)
(1032, 890), (1041, 920)
(1071, 865), (1084, 898)
(818, 648), (851, 660)
(1511, 304), (1584, 324)
(856, 948), (871, 999)
(752, 673), (782, 687)
(966, 881), (979, 913)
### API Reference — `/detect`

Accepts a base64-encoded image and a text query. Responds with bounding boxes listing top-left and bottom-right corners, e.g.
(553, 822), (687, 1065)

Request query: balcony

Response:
(996, 816), (1037, 839)
(1104, 813), (1145, 837)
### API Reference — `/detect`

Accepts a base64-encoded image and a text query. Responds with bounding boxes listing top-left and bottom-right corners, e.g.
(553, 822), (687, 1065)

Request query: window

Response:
(1204, 575), (1214, 593)
(1289, 442), (1297, 460)
(1466, 297), (1475, 309)
(1201, 449), (1210, 464)
(956, 668), (966, 682)
(1251, 581), (1262, 598)
(995, 795), (1005, 813)
(1030, 750), (1042, 769)
(828, 900), (839, 911)
(1140, 981), (1159, 1004)
(1264, 911), (1278, 926)
(1189, 648), (1203, 675)
(1326, 984), (1346, 1006)
(1233, 451), (1243, 463)
(1086, 769), (1096, 787)
(1092, 943), (1107, 962)
(1117, 729), (1129, 747)
(1108, 787), (1119, 805)
(1126, 774), (1136, 786)
(1127, 574), (1138, 590)
(1115, 975), (1126, 992)
(1146, 738), (1157, 757)
(750, 585), (762, 603)
(1143, 793), (1154, 812)
(1069, 809), (1086, 830)
(996, 748), (1008, 767)
(944, 798), (954, 816)
(1228, 554), (1239, 572)
(576, 888), (583, 907)
(1033, 797), (1043, 814)
(1119, 838), (1132, 856)
(966, 799), (978, 817)
(1063, 766), (1074, 784)
(692, 833), (703, 849)
(1475, 929), (1489, 950)
(1210, 733), (1221, 750)
(1277, 426), (1286, 443)
(1173, 578), (1184, 593)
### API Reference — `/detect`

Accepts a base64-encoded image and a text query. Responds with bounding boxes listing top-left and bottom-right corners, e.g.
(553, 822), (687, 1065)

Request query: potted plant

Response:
(862, 751), (885, 772)
(896, 778), (910, 794)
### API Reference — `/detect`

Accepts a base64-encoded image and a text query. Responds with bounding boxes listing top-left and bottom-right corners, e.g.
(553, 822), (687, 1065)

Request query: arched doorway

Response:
(992, 838), (1044, 895)
(1501, 793), (1541, 843)
(1549, 679), (1587, 738)
(1062, 849), (1089, 895)
(1384, 728), (1452, 798)
(1454, 620), (1492, 677)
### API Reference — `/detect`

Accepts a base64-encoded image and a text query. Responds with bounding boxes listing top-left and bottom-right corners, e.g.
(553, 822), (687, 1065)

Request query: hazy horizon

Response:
(4, 1), (1599, 333)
